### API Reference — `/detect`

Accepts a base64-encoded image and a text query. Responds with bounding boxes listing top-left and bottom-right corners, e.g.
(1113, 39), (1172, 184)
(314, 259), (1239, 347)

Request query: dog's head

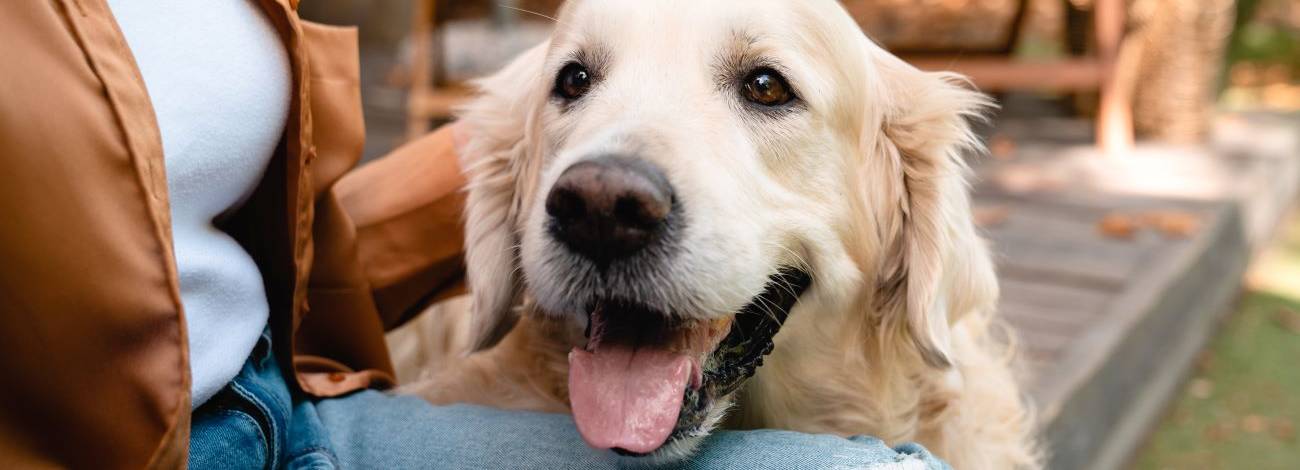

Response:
(457, 0), (995, 459)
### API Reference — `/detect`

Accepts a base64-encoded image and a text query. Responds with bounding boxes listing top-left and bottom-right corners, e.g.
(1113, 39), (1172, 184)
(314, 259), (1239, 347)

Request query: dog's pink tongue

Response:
(568, 346), (690, 454)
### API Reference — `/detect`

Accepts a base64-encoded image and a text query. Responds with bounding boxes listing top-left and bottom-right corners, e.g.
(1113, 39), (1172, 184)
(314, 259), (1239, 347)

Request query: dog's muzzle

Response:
(545, 154), (676, 268)
(541, 154), (812, 457)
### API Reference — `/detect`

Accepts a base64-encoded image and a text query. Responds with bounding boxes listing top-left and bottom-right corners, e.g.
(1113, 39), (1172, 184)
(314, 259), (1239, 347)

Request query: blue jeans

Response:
(190, 331), (952, 469)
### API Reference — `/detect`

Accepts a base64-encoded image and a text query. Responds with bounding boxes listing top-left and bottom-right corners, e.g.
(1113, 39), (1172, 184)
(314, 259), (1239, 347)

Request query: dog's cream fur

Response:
(403, 1), (1040, 468)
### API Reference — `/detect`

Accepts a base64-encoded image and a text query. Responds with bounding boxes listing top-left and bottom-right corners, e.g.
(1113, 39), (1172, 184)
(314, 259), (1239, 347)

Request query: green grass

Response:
(1133, 215), (1300, 469)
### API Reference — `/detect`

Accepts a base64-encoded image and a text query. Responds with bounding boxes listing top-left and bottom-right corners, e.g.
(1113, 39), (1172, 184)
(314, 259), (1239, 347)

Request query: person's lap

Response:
(317, 391), (947, 469)
(189, 331), (950, 469)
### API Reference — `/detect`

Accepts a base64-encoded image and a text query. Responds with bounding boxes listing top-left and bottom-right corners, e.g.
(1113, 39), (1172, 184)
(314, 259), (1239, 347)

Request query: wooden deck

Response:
(974, 112), (1300, 470)
(979, 190), (1245, 470)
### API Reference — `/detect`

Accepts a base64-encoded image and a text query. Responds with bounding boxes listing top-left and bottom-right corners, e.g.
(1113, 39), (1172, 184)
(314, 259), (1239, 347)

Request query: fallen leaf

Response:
(1189, 378), (1214, 399)
(1272, 418), (1296, 442)
(1196, 350), (1216, 372)
(1275, 308), (1300, 335)
(1134, 211), (1162, 226)
(1099, 214), (1139, 240)
(974, 205), (1011, 228)
(1242, 415), (1268, 433)
(990, 135), (1017, 160)
(1204, 421), (1235, 442)
(1146, 211), (1201, 239)
(1229, 62), (1257, 87)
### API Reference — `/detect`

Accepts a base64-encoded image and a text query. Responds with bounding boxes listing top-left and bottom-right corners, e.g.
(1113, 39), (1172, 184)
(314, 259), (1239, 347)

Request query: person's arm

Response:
(334, 124), (469, 330)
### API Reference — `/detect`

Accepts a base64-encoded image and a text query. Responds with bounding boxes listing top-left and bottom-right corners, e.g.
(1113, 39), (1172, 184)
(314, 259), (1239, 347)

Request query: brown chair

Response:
(846, 0), (1134, 153)
(405, 0), (566, 141)
(404, 0), (470, 140)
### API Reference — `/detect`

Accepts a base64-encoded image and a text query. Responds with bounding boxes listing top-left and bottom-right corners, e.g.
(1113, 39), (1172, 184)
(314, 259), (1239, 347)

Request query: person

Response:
(0, 1), (953, 468)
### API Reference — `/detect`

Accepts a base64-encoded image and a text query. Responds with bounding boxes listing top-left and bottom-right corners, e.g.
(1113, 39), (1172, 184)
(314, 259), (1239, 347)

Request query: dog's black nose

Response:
(545, 155), (674, 264)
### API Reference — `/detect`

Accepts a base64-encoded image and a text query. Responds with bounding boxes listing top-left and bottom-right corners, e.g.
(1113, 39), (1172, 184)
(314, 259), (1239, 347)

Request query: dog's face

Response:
(459, 0), (995, 460)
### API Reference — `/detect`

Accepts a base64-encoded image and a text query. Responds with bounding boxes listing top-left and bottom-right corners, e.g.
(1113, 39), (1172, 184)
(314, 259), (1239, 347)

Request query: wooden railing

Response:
(406, 0), (1135, 153)
(903, 0), (1132, 153)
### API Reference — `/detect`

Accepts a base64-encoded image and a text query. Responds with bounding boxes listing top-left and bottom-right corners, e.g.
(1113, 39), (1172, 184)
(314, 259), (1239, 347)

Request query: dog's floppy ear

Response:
(864, 54), (998, 369)
(458, 42), (551, 352)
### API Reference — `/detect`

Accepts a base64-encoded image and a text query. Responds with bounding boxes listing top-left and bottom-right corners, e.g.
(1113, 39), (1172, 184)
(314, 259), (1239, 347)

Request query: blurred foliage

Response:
(1228, 0), (1300, 76)
(1221, 0), (1300, 109)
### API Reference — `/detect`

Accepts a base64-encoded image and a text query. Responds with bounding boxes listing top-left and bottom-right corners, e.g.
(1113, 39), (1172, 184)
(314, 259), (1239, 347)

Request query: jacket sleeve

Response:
(334, 124), (469, 330)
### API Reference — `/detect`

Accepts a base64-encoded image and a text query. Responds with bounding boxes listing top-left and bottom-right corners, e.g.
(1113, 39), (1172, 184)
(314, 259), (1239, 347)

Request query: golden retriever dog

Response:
(402, 0), (1039, 467)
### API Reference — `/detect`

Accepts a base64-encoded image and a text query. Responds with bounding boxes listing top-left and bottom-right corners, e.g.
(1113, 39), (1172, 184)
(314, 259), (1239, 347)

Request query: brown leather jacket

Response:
(0, 1), (466, 468)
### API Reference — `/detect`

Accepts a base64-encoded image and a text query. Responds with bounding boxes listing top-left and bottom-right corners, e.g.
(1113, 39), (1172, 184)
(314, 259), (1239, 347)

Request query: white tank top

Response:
(107, 0), (291, 408)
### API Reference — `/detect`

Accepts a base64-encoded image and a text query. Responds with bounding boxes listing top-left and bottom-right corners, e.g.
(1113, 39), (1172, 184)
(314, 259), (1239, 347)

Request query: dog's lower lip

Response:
(612, 448), (650, 457)
(669, 268), (813, 447)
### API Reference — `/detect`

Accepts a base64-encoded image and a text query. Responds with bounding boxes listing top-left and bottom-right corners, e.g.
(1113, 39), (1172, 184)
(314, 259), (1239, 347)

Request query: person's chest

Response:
(107, 0), (292, 223)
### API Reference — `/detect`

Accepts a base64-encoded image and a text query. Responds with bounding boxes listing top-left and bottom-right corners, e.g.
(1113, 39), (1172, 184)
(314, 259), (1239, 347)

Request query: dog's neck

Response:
(723, 298), (961, 442)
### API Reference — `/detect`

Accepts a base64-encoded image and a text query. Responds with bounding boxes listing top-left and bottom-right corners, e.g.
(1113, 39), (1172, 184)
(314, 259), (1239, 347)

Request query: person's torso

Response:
(0, 1), (385, 466)
(107, 0), (292, 408)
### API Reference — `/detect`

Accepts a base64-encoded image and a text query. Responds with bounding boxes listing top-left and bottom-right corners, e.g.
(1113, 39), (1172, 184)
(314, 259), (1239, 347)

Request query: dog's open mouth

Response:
(566, 268), (812, 456)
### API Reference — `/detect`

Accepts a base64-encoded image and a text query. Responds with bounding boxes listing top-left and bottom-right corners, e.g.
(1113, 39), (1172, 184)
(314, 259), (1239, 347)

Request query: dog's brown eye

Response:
(742, 68), (794, 107)
(555, 63), (593, 101)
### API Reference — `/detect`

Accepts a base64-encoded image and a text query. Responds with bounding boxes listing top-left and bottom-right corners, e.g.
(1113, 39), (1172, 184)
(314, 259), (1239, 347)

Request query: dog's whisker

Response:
(749, 290), (782, 324)
(498, 5), (565, 25)
(768, 242), (813, 273)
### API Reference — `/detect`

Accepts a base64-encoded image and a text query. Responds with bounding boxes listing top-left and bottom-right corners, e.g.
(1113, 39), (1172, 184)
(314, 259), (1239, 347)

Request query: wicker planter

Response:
(1129, 0), (1236, 142)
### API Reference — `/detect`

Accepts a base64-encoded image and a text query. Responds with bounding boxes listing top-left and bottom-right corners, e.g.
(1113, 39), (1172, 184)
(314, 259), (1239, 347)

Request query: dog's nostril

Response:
(546, 155), (675, 264)
(614, 194), (661, 228)
(546, 186), (588, 222)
